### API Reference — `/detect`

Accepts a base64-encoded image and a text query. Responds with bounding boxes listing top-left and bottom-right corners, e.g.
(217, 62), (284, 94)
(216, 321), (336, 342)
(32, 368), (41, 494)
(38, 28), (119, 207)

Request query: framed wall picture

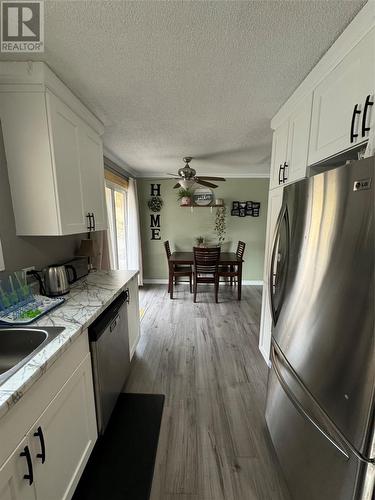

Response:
(231, 200), (261, 217)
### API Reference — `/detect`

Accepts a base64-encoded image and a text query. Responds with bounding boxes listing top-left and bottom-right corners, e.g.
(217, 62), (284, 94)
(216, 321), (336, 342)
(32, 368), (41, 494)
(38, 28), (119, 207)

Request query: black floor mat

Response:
(73, 393), (165, 500)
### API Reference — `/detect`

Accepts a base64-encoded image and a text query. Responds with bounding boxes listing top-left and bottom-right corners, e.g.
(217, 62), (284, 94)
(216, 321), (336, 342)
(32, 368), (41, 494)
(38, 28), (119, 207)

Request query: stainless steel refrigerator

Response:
(265, 156), (375, 500)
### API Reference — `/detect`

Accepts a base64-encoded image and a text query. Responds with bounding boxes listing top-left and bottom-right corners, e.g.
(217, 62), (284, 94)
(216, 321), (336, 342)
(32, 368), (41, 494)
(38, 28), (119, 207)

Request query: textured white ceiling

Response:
(1, 0), (366, 176)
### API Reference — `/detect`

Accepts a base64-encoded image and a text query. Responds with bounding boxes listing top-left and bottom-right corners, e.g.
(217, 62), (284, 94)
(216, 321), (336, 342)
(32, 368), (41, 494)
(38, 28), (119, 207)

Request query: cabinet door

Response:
(286, 95), (312, 184)
(79, 125), (107, 231)
(258, 187), (284, 363)
(308, 28), (375, 165)
(0, 438), (36, 500)
(269, 121), (289, 190)
(127, 276), (141, 360)
(46, 92), (87, 235)
(31, 354), (97, 500)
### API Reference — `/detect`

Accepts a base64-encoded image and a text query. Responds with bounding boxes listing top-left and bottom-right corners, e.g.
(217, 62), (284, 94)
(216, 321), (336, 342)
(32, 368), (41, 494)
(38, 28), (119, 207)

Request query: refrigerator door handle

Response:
(271, 342), (375, 465)
(269, 205), (289, 325)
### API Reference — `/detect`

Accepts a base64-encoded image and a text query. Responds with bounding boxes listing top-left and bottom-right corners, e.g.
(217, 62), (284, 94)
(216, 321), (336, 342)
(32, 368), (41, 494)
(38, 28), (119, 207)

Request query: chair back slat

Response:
(193, 246), (221, 274)
(164, 240), (172, 259)
(236, 241), (246, 259)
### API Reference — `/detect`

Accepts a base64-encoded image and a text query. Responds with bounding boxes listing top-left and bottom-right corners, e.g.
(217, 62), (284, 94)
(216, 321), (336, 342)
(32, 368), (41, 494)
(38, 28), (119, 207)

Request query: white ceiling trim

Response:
(103, 147), (139, 178)
(136, 172), (270, 179)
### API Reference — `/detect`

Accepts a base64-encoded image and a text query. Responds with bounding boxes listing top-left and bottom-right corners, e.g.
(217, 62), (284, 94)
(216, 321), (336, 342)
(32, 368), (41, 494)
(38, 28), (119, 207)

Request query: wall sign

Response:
(148, 184), (162, 240)
(193, 187), (213, 206)
(231, 201), (260, 217)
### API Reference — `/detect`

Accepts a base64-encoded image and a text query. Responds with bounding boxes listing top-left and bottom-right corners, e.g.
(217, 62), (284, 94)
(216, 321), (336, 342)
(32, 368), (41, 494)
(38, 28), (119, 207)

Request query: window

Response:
(105, 170), (128, 270)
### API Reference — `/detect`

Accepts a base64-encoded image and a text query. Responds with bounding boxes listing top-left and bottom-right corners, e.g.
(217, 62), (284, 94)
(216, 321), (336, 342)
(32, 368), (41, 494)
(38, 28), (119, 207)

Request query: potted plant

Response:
(195, 236), (205, 247)
(177, 187), (193, 206)
(214, 205), (226, 245)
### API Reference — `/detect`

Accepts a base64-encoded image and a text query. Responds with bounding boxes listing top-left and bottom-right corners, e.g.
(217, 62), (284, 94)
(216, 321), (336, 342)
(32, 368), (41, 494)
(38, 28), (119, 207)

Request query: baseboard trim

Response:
(143, 279), (169, 285)
(143, 279), (264, 286)
(259, 344), (271, 366)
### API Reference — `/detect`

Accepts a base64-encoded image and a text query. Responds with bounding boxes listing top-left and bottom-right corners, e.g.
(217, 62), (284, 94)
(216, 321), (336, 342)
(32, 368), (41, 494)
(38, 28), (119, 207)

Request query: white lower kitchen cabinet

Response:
(0, 437), (36, 500)
(0, 333), (97, 500)
(31, 354), (97, 500)
(127, 275), (141, 360)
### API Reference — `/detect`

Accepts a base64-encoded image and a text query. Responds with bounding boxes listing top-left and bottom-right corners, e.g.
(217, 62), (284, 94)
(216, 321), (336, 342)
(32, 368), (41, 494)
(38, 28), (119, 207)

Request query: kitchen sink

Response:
(0, 327), (65, 385)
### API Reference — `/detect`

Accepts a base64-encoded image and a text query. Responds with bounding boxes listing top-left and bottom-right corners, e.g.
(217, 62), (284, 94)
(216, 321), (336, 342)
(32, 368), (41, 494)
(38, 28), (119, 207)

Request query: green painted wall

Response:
(138, 178), (269, 281)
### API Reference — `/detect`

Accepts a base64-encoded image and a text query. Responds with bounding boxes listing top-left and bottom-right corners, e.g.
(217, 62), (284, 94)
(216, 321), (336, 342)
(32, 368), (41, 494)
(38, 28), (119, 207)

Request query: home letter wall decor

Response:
(149, 184), (162, 240)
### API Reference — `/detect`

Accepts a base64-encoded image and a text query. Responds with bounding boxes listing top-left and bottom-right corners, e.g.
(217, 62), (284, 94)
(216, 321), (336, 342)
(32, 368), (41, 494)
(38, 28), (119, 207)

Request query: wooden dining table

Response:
(168, 251), (244, 300)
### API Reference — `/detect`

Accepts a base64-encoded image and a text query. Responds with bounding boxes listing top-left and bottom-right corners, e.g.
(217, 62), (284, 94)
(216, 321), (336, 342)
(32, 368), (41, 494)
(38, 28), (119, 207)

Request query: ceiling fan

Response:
(167, 157), (226, 189)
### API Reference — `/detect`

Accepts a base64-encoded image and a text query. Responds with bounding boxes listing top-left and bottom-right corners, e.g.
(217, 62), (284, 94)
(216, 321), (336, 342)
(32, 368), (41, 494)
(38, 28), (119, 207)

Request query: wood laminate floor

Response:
(125, 284), (291, 500)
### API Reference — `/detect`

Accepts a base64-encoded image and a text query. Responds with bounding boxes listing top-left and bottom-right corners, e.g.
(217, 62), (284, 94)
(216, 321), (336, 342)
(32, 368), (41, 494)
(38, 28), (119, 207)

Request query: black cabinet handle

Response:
(282, 162), (288, 183)
(278, 164), (284, 185)
(350, 104), (361, 143)
(20, 446), (33, 485)
(125, 288), (130, 304)
(86, 213), (92, 231)
(33, 426), (46, 464)
(362, 94), (374, 137)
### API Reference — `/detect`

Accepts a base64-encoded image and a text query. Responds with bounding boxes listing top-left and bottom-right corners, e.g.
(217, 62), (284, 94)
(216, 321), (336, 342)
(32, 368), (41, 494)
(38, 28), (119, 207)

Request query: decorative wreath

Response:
(148, 196), (163, 212)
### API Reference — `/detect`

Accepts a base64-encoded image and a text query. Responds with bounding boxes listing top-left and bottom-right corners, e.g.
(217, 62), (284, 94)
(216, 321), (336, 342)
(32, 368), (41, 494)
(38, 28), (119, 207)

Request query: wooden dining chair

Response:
(193, 246), (221, 303)
(164, 241), (192, 298)
(219, 240), (245, 299)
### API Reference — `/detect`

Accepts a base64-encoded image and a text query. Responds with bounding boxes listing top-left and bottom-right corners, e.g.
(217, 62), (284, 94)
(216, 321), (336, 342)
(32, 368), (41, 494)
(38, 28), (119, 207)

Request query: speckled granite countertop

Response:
(0, 270), (138, 420)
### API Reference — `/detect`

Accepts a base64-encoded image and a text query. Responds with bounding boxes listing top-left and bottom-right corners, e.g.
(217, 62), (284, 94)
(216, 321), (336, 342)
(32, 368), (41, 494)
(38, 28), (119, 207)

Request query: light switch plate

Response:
(0, 239), (5, 271)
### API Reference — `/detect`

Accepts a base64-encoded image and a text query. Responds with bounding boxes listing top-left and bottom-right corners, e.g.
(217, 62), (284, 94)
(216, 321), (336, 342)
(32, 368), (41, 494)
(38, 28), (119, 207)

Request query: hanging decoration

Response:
(147, 196), (163, 212)
(231, 201), (260, 217)
(148, 184), (162, 240)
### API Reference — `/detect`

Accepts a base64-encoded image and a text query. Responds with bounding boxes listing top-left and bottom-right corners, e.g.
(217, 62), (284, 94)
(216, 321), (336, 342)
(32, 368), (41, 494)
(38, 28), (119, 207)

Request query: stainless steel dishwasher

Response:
(89, 290), (130, 434)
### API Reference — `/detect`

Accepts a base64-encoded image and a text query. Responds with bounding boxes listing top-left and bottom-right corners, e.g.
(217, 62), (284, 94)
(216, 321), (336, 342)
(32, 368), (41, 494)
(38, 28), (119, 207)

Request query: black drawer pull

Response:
(362, 94), (374, 137)
(34, 426), (46, 464)
(278, 164), (284, 185)
(350, 104), (361, 143)
(20, 446), (33, 485)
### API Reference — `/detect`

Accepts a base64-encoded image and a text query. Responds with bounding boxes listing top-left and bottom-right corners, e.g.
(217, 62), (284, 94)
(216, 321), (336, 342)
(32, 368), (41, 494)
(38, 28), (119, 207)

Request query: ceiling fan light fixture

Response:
(179, 179), (196, 189)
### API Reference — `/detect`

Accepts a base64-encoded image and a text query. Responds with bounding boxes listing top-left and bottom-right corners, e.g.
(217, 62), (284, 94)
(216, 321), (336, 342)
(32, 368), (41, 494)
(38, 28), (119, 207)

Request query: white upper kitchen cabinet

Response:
(45, 91), (87, 235)
(0, 62), (106, 236)
(79, 124), (107, 232)
(269, 95), (312, 190)
(308, 27), (375, 166)
(269, 120), (289, 190)
(286, 95), (313, 183)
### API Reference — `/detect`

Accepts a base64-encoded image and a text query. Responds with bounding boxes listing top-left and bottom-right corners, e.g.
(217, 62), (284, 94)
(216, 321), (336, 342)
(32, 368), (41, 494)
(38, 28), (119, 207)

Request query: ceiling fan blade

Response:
(167, 173), (180, 177)
(173, 183), (181, 188)
(198, 176), (226, 181)
(196, 179), (218, 189)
